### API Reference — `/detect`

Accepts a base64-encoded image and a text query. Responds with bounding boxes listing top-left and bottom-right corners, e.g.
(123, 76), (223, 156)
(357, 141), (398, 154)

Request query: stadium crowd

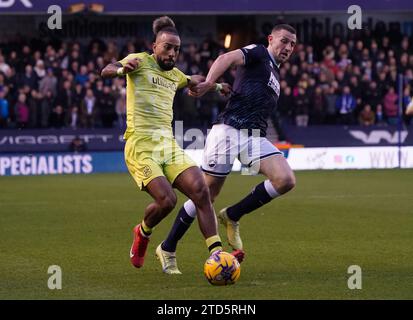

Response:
(0, 26), (412, 133)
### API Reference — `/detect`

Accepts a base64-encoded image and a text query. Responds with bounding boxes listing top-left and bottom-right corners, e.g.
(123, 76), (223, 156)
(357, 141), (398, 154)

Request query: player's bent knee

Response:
(190, 181), (211, 205)
(271, 174), (296, 194)
(283, 176), (296, 192)
(158, 194), (177, 214)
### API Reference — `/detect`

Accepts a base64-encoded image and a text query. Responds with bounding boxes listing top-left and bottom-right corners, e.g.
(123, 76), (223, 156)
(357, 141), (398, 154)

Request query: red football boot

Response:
(231, 249), (245, 263)
(130, 224), (150, 268)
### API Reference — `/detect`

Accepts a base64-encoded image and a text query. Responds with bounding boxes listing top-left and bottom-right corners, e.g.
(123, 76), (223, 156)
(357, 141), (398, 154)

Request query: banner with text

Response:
(1, 0), (413, 13)
(1, 147), (412, 176)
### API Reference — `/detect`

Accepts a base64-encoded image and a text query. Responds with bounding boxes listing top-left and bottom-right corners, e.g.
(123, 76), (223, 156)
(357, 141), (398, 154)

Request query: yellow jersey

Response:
(119, 52), (190, 139)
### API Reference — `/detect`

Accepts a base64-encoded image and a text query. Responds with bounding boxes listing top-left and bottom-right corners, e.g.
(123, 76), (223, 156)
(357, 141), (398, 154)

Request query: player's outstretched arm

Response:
(187, 75), (206, 89)
(187, 75), (231, 97)
(190, 49), (243, 97)
(101, 58), (140, 79)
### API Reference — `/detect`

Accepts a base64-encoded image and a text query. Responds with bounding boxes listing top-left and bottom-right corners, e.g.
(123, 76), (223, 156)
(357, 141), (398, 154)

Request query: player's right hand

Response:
(218, 83), (231, 97)
(123, 58), (141, 74)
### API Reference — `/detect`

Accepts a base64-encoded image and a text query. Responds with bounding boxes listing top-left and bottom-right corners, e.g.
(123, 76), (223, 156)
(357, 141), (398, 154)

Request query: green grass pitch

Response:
(1, 170), (412, 299)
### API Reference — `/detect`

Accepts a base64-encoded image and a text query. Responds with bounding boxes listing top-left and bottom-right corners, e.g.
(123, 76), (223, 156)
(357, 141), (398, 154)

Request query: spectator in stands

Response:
(28, 89), (42, 128)
(93, 79), (105, 101)
(349, 76), (362, 108)
(44, 45), (58, 69)
(49, 105), (66, 128)
(69, 136), (87, 153)
(81, 88), (97, 128)
(103, 41), (119, 63)
(20, 46), (34, 71)
(0, 88), (9, 128)
(18, 65), (37, 89)
(271, 85), (292, 142)
(39, 68), (57, 97)
(98, 85), (116, 128)
(68, 106), (81, 129)
(324, 85), (338, 124)
(15, 93), (29, 128)
(363, 81), (382, 109)
(40, 90), (54, 128)
(115, 87), (126, 129)
(75, 65), (89, 86)
(310, 86), (327, 124)
(277, 85), (294, 125)
(73, 83), (85, 108)
(294, 87), (310, 127)
(358, 104), (375, 126)
(34, 60), (46, 80)
(0, 54), (11, 77)
(383, 87), (399, 125)
(58, 80), (74, 110)
(336, 86), (356, 125)
(375, 104), (386, 126)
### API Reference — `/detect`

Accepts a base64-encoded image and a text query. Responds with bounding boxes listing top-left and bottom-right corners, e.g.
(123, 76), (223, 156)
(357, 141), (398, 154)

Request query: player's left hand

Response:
(188, 81), (214, 97)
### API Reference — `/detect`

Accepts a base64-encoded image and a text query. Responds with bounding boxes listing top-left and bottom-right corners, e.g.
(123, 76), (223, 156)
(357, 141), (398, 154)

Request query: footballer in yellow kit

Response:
(119, 51), (196, 190)
(101, 16), (231, 272)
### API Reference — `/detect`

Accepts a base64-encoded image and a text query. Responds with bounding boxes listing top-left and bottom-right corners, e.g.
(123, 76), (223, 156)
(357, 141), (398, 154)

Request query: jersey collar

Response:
(267, 49), (281, 69)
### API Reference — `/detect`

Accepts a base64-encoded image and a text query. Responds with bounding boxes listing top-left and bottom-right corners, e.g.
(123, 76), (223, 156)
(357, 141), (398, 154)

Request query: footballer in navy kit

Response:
(216, 43), (281, 137)
(155, 24), (297, 274)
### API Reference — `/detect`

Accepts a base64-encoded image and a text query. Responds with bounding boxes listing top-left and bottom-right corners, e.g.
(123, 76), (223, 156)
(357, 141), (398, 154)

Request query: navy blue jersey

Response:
(216, 44), (281, 136)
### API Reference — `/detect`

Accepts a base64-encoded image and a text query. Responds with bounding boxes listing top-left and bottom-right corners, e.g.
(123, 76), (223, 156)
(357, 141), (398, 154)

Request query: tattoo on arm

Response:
(101, 62), (123, 78)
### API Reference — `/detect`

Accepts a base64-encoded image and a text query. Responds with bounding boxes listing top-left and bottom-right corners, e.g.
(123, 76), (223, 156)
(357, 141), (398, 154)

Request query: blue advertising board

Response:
(1, 126), (412, 154)
(283, 125), (413, 147)
(0, 152), (127, 176)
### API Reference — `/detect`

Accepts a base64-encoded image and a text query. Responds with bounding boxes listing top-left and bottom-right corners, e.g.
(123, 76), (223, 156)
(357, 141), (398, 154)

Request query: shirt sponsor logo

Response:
(267, 72), (280, 96)
(152, 76), (177, 91)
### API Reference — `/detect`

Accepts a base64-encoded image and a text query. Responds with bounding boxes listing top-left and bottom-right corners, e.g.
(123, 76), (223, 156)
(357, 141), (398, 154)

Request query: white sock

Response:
(183, 200), (197, 218)
(264, 180), (280, 198)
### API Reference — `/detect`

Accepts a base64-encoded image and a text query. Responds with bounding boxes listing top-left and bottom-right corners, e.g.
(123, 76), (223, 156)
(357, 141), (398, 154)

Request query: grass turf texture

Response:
(1, 170), (412, 299)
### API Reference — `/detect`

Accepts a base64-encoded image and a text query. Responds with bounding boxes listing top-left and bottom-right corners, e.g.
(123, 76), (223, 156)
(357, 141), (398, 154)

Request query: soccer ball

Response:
(204, 251), (241, 286)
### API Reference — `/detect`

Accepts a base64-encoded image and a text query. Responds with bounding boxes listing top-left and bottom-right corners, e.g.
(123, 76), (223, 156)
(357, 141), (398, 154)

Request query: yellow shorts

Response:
(124, 134), (197, 190)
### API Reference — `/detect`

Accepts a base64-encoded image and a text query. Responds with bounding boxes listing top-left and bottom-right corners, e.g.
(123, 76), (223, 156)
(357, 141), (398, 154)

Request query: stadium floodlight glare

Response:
(224, 34), (232, 49)
(68, 3), (86, 13)
(89, 3), (105, 13)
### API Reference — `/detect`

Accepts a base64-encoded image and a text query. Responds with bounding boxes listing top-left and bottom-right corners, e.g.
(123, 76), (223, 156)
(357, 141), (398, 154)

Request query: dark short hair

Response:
(153, 16), (179, 38)
(272, 24), (296, 35)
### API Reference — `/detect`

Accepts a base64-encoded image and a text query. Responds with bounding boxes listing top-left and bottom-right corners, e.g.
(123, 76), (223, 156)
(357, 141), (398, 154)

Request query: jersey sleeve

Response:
(176, 69), (191, 89)
(118, 53), (145, 69)
(240, 44), (264, 66)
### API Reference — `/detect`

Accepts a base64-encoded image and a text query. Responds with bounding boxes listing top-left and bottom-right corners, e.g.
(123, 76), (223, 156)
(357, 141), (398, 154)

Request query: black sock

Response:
(162, 206), (195, 252)
(226, 181), (273, 221)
